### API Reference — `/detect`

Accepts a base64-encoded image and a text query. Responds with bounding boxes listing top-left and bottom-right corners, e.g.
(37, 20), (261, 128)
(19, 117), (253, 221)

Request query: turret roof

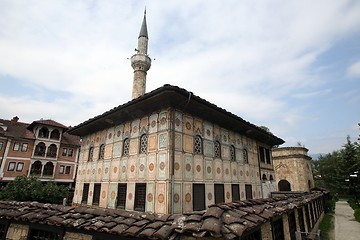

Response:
(139, 10), (148, 38)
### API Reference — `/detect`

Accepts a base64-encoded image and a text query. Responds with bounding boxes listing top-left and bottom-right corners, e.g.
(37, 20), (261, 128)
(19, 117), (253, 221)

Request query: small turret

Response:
(131, 10), (151, 99)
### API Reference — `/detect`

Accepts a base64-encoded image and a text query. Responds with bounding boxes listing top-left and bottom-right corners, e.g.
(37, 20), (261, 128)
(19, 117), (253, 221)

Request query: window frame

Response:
(0, 142), (3, 151)
(117, 183), (127, 209)
(82, 183), (89, 203)
(21, 143), (28, 152)
(62, 148), (67, 156)
(7, 162), (16, 171)
(13, 142), (20, 151)
(214, 141), (221, 158)
(230, 145), (236, 161)
(243, 149), (249, 164)
(88, 146), (94, 161)
(214, 184), (225, 204)
(231, 184), (240, 202)
(123, 138), (130, 157)
(65, 166), (71, 174)
(194, 135), (203, 154)
(16, 162), (24, 172)
(92, 183), (101, 206)
(59, 165), (65, 174)
(99, 144), (105, 160)
(134, 183), (146, 212)
(245, 184), (253, 200)
(193, 183), (205, 211)
(67, 148), (73, 157)
(139, 134), (148, 154)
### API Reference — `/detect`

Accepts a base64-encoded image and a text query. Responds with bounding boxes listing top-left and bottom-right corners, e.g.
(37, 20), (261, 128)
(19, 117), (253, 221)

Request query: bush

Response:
(0, 176), (67, 204)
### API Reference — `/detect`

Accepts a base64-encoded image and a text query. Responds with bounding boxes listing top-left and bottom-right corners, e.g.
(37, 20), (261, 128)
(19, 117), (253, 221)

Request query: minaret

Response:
(131, 10), (151, 99)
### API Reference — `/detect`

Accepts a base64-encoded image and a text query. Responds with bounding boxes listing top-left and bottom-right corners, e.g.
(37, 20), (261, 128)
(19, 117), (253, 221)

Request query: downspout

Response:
(170, 108), (176, 214)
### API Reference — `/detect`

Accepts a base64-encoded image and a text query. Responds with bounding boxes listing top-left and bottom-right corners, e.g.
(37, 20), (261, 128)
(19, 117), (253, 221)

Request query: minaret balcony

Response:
(131, 54), (151, 71)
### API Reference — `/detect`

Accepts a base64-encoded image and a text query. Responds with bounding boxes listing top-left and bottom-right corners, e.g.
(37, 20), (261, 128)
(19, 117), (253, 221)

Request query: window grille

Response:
(29, 228), (61, 240)
(117, 183), (127, 209)
(194, 135), (203, 154)
(231, 184), (240, 201)
(134, 183), (146, 212)
(123, 138), (130, 156)
(99, 144), (105, 160)
(214, 184), (225, 204)
(82, 183), (89, 203)
(230, 145), (236, 161)
(193, 184), (205, 211)
(243, 149), (248, 163)
(139, 134), (148, 154)
(214, 141), (221, 158)
(93, 184), (101, 205)
(88, 147), (94, 161)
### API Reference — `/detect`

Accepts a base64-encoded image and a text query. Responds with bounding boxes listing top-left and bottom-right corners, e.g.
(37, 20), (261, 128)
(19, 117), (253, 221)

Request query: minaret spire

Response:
(131, 9), (151, 99)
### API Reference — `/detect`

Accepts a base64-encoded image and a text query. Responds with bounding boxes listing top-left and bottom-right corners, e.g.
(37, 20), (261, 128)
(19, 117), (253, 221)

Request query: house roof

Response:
(69, 85), (284, 146)
(27, 119), (69, 131)
(0, 191), (327, 240)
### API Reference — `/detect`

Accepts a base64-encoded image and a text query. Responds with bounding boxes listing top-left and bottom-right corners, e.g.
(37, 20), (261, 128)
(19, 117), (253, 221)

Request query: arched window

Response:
(50, 129), (60, 140)
(270, 175), (274, 181)
(38, 127), (49, 138)
(243, 149), (248, 164)
(88, 147), (94, 161)
(230, 145), (236, 161)
(139, 134), (148, 154)
(30, 161), (42, 175)
(262, 174), (267, 181)
(99, 144), (105, 160)
(278, 179), (291, 191)
(34, 142), (46, 157)
(194, 135), (203, 154)
(123, 138), (130, 156)
(46, 144), (57, 158)
(214, 141), (221, 158)
(43, 162), (54, 176)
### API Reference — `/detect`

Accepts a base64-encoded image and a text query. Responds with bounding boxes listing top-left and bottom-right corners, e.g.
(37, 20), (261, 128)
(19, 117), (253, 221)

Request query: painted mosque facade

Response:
(70, 12), (284, 214)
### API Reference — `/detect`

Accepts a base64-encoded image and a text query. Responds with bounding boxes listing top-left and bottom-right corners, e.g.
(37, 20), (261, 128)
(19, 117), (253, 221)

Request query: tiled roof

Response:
(0, 192), (326, 240)
(27, 119), (68, 131)
(0, 119), (34, 140)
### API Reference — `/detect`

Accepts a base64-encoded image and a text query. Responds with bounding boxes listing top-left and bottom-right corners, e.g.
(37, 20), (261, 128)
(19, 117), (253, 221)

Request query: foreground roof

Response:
(69, 85), (284, 146)
(0, 192), (326, 240)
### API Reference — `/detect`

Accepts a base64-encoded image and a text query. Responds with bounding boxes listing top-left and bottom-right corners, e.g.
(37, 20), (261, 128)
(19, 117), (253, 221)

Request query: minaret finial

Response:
(130, 10), (152, 99)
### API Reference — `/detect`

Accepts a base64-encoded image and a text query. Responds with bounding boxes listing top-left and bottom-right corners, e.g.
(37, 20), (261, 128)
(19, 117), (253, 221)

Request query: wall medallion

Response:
(158, 194), (164, 203)
(185, 193), (191, 202)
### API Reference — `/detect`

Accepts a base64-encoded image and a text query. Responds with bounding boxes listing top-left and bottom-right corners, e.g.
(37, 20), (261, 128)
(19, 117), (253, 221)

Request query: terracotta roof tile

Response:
(0, 191), (328, 239)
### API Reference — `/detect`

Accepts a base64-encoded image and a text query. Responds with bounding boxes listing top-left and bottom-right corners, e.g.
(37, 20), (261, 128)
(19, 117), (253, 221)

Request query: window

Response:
(46, 144), (57, 158)
(82, 183), (89, 203)
(270, 175), (274, 181)
(13, 142), (20, 151)
(93, 184), (101, 206)
(242, 229), (261, 240)
(59, 165), (65, 174)
(214, 141), (221, 158)
(134, 183), (146, 211)
(232, 184), (240, 202)
(34, 142), (46, 157)
(7, 162), (15, 171)
(193, 184), (205, 211)
(43, 162), (54, 176)
(65, 166), (71, 174)
(68, 148), (73, 157)
(21, 143), (28, 152)
(278, 179), (291, 191)
(194, 135), (203, 154)
(262, 174), (267, 181)
(230, 145), (236, 161)
(0, 142), (3, 151)
(259, 146), (265, 163)
(123, 138), (130, 156)
(50, 129), (60, 140)
(272, 218), (285, 240)
(214, 184), (225, 204)
(0, 221), (9, 240)
(265, 148), (271, 164)
(30, 161), (42, 175)
(117, 183), (127, 209)
(245, 184), (253, 200)
(62, 148), (67, 156)
(38, 127), (49, 138)
(298, 208), (306, 233)
(243, 149), (248, 164)
(88, 147), (94, 161)
(99, 144), (105, 160)
(139, 134), (148, 154)
(29, 227), (62, 240)
(305, 205), (311, 230)
(16, 162), (24, 172)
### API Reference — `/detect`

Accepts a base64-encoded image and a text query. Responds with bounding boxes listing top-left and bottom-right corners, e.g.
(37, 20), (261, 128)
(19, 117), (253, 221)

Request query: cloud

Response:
(347, 60), (360, 78)
(293, 89), (332, 99)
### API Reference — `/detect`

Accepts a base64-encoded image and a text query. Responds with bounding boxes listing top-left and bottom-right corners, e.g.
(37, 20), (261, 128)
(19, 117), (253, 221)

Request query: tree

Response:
(0, 176), (67, 204)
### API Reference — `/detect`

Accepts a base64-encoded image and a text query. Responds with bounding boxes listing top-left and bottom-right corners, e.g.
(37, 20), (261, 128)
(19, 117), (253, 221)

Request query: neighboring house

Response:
(272, 147), (315, 192)
(68, 12), (284, 214)
(0, 116), (80, 188)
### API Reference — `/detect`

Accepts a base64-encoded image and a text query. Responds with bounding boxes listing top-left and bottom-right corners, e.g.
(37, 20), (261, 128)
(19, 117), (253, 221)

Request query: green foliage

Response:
(313, 136), (360, 196)
(0, 175), (67, 204)
(348, 198), (360, 223)
(319, 213), (334, 240)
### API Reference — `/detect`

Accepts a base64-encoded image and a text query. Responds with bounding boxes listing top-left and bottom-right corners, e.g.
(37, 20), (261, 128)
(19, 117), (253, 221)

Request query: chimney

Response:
(11, 116), (19, 124)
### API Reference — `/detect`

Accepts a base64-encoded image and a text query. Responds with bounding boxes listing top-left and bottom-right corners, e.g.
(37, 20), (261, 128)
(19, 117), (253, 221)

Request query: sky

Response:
(0, 0), (359, 155)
